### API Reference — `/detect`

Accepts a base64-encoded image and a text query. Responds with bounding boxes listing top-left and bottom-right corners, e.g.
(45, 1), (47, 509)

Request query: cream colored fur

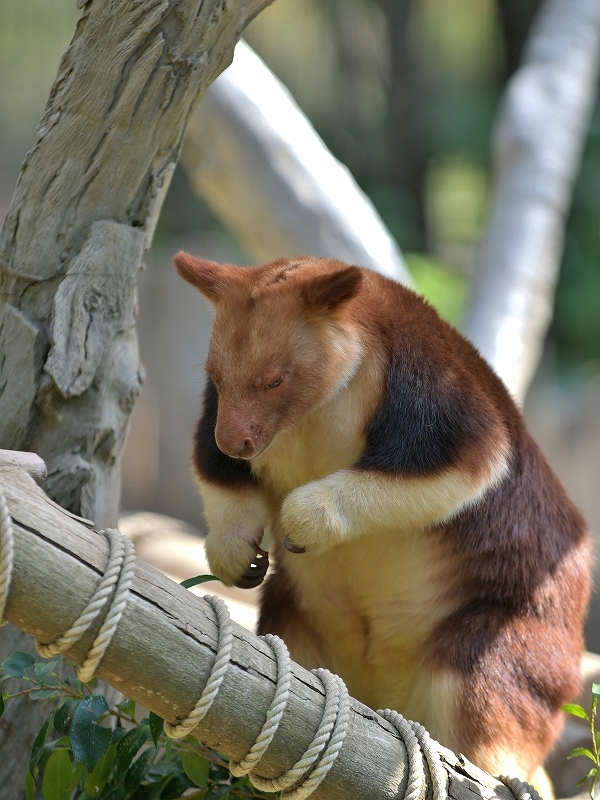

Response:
(276, 523), (460, 710)
(278, 457), (509, 553)
(472, 750), (555, 800)
(200, 482), (271, 586)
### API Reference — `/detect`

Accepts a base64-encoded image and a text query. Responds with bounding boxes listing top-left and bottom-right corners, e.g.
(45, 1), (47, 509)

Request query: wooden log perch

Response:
(0, 460), (514, 800)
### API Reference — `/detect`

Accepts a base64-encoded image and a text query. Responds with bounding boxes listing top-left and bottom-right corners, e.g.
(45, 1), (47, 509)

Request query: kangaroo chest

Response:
(279, 528), (456, 712)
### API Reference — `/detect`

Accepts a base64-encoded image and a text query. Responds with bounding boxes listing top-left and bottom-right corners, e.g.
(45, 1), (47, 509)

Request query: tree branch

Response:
(182, 40), (412, 285)
(463, 0), (600, 402)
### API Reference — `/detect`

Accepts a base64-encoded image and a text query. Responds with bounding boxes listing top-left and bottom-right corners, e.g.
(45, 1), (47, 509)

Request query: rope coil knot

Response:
(0, 481), (135, 681)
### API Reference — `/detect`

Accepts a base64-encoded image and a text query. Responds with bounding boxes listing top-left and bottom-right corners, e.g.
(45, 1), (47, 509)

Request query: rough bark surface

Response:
(463, 0), (600, 402)
(0, 0), (273, 791)
(0, 0), (273, 526)
(182, 41), (412, 286)
(1, 462), (517, 800)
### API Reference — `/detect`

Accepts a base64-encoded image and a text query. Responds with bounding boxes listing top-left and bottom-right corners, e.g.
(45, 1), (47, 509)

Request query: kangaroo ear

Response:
(173, 252), (233, 304)
(302, 266), (363, 312)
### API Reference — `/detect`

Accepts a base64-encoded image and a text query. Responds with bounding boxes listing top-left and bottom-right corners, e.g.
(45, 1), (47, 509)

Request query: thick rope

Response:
(77, 531), (135, 682)
(229, 633), (292, 777)
(37, 529), (128, 658)
(378, 710), (426, 800)
(499, 775), (544, 800)
(378, 709), (448, 800)
(0, 482), (14, 625)
(33, 527), (135, 682)
(164, 594), (234, 739)
(0, 479), (134, 681)
(248, 668), (349, 800)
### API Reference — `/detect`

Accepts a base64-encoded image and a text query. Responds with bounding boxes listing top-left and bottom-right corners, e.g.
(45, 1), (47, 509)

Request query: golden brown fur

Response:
(174, 252), (591, 796)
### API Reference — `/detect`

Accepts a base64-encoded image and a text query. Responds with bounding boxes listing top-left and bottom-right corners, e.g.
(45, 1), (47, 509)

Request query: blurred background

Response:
(1, 0), (599, 643)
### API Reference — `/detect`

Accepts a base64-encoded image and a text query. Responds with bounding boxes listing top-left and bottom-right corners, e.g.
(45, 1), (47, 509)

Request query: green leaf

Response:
(70, 761), (86, 790)
(66, 675), (85, 696)
(205, 785), (231, 800)
(112, 726), (128, 745)
(30, 710), (56, 777)
(84, 744), (115, 797)
(30, 689), (61, 700)
(116, 698), (137, 719)
(69, 695), (111, 771)
(38, 744), (59, 777)
(0, 692), (4, 718)
(562, 703), (590, 720)
(124, 747), (157, 794)
(148, 712), (164, 747)
(42, 749), (73, 800)
(568, 747), (597, 762)
(1, 651), (36, 678)
(129, 778), (170, 800)
(54, 699), (80, 734)
(114, 725), (150, 782)
(35, 660), (62, 685)
(180, 575), (220, 589)
(182, 752), (210, 788)
(25, 771), (36, 800)
(53, 737), (70, 748)
(576, 767), (598, 787)
(99, 786), (126, 800)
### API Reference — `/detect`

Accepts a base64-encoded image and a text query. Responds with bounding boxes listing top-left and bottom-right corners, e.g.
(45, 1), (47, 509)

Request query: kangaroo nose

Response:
(239, 438), (255, 458)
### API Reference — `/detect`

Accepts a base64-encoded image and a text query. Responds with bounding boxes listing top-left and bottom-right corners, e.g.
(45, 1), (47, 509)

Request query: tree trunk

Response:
(0, 0), (273, 791)
(462, 0), (600, 402)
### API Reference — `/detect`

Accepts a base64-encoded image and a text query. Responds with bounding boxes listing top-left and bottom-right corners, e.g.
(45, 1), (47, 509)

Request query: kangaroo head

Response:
(174, 253), (364, 458)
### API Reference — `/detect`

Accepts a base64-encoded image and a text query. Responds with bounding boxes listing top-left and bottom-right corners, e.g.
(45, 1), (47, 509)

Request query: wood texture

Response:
(0, 463), (514, 800)
(0, 0), (274, 528)
(0, 450), (46, 485)
(0, 0), (275, 787)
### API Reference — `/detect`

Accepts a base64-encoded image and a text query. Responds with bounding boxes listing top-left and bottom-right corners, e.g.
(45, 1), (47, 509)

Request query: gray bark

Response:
(0, 0), (274, 792)
(0, 461), (517, 800)
(462, 0), (600, 403)
(182, 40), (412, 286)
(0, 0), (273, 525)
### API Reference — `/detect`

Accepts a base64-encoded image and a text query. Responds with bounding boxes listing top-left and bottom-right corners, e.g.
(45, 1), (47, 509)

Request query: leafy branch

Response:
(563, 682), (600, 799)
(0, 651), (273, 800)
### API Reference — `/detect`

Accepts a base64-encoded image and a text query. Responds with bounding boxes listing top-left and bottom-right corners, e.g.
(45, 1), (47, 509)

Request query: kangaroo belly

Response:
(277, 525), (457, 712)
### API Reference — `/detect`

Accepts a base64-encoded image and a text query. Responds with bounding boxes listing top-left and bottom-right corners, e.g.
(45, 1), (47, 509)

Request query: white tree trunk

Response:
(462, 0), (600, 403)
(182, 41), (412, 286)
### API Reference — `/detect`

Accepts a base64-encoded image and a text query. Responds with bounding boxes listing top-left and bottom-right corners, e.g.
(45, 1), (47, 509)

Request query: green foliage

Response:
(0, 652), (271, 800)
(179, 575), (220, 590)
(563, 682), (600, 799)
(404, 253), (469, 328)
